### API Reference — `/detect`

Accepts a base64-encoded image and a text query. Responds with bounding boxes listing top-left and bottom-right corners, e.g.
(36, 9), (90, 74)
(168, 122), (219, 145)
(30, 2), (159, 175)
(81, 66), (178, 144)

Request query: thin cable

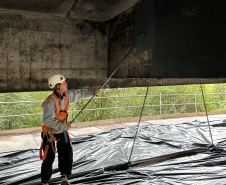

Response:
(128, 86), (149, 162)
(68, 131), (76, 138)
(199, 81), (214, 145)
(177, 92), (195, 114)
(155, 85), (188, 126)
(30, 134), (39, 147)
(163, 85), (188, 119)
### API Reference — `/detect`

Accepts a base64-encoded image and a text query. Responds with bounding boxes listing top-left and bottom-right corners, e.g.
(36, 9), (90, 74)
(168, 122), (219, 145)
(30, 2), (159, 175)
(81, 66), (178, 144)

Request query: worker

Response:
(40, 74), (100, 185)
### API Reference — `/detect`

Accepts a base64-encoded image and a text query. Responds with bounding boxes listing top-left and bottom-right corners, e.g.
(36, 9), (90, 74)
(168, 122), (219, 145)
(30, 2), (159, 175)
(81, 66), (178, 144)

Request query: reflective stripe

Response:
(49, 96), (58, 116)
(41, 92), (69, 123)
(50, 93), (60, 115)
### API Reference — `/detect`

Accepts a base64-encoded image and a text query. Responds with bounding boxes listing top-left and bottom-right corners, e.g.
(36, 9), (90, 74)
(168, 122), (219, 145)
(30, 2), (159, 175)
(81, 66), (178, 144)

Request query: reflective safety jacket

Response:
(40, 92), (72, 161)
(41, 92), (69, 127)
(42, 89), (94, 133)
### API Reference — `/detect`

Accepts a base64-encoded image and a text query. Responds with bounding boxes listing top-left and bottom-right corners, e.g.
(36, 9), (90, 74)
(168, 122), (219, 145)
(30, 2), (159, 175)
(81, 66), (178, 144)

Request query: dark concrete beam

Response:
(68, 0), (140, 21)
(0, 0), (226, 93)
(0, 0), (74, 17)
(0, 0), (140, 20)
(108, 0), (226, 80)
(4, 78), (226, 93)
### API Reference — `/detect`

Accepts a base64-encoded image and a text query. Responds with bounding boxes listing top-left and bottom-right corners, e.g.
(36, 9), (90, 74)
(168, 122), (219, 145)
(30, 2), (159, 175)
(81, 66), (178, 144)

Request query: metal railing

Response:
(0, 92), (226, 119)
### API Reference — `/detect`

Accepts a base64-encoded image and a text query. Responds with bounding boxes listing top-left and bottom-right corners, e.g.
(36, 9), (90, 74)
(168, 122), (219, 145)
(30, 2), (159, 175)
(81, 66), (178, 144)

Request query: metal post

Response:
(160, 92), (162, 116)
(225, 90), (226, 102)
(120, 88), (125, 119)
(116, 94), (118, 119)
(195, 92), (197, 113)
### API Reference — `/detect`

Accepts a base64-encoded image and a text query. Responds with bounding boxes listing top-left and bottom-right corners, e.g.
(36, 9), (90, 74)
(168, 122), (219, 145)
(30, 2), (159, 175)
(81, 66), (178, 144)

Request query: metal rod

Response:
(116, 94), (118, 119)
(128, 86), (149, 162)
(199, 82), (214, 145)
(195, 92), (198, 113)
(99, 43), (136, 90)
(120, 88), (126, 119)
(30, 134), (39, 147)
(0, 100), (43, 104)
(0, 93), (224, 104)
(160, 92), (162, 116)
(70, 43), (136, 124)
(225, 90), (226, 102)
(1, 101), (225, 119)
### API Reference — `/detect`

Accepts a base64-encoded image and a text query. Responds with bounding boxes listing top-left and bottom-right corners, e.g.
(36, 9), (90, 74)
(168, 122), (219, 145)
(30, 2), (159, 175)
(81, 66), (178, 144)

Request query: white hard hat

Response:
(48, 74), (66, 89)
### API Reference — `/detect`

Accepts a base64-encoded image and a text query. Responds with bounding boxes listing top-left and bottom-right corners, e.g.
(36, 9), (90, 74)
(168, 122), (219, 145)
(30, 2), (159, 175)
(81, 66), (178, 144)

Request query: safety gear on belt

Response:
(40, 128), (73, 161)
(40, 92), (73, 161)
(48, 74), (66, 89)
(40, 127), (59, 160)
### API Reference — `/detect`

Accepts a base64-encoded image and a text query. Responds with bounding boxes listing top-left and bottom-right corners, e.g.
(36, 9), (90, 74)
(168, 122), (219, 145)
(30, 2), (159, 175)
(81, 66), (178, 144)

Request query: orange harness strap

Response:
(39, 128), (60, 161)
(39, 141), (49, 161)
(39, 132), (72, 160)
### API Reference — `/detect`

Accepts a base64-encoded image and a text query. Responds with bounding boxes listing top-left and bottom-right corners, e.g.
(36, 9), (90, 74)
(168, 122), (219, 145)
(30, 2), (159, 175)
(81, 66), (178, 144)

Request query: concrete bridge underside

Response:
(0, 0), (226, 92)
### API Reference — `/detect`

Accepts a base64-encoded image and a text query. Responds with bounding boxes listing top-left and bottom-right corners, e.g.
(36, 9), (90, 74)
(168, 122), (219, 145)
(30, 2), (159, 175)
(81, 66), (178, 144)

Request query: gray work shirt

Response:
(42, 89), (94, 134)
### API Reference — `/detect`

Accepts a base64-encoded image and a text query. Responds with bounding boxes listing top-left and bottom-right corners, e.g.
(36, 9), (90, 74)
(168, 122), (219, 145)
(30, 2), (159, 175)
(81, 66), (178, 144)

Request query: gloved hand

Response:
(95, 89), (100, 95)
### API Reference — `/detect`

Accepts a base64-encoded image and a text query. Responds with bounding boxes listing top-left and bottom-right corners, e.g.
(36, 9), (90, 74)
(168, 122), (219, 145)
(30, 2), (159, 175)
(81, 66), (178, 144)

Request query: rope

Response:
(199, 81), (214, 145)
(154, 85), (188, 125)
(128, 86), (149, 162)
(31, 134), (39, 147)
(68, 131), (76, 138)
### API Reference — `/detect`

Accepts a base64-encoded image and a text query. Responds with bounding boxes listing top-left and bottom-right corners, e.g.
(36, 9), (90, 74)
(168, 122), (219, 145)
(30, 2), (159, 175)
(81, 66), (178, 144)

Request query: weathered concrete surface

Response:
(0, 12), (107, 92)
(95, 123), (127, 131)
(0, 0), (75, 17)
(69, 126), (102, 136)
(0, 0), (226, 93)
(0, 0), (140, 20)
(0, 135), (40, 156)
(68, 0), (140, 21)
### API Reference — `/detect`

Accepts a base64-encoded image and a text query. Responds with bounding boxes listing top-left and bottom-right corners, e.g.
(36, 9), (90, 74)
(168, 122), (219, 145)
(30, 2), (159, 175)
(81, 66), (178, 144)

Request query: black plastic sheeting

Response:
(1, 119), (226, 184)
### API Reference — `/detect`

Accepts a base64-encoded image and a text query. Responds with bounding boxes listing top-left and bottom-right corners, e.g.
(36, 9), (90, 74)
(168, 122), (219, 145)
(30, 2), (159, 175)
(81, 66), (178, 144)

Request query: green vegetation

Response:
(0, 84), (226, 130)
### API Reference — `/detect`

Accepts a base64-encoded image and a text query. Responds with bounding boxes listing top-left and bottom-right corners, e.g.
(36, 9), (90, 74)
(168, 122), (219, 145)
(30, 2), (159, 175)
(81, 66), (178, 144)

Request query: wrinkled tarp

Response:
(1, 119), (226, 184)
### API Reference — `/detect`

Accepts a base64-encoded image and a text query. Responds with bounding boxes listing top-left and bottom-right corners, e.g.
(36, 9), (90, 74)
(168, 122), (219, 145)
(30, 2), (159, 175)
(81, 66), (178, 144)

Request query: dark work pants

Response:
(41, 132), (73, 183)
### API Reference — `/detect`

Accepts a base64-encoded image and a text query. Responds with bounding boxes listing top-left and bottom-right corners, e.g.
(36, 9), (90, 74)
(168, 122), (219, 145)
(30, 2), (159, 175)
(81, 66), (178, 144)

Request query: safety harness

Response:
(39, 92), (73, 161)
